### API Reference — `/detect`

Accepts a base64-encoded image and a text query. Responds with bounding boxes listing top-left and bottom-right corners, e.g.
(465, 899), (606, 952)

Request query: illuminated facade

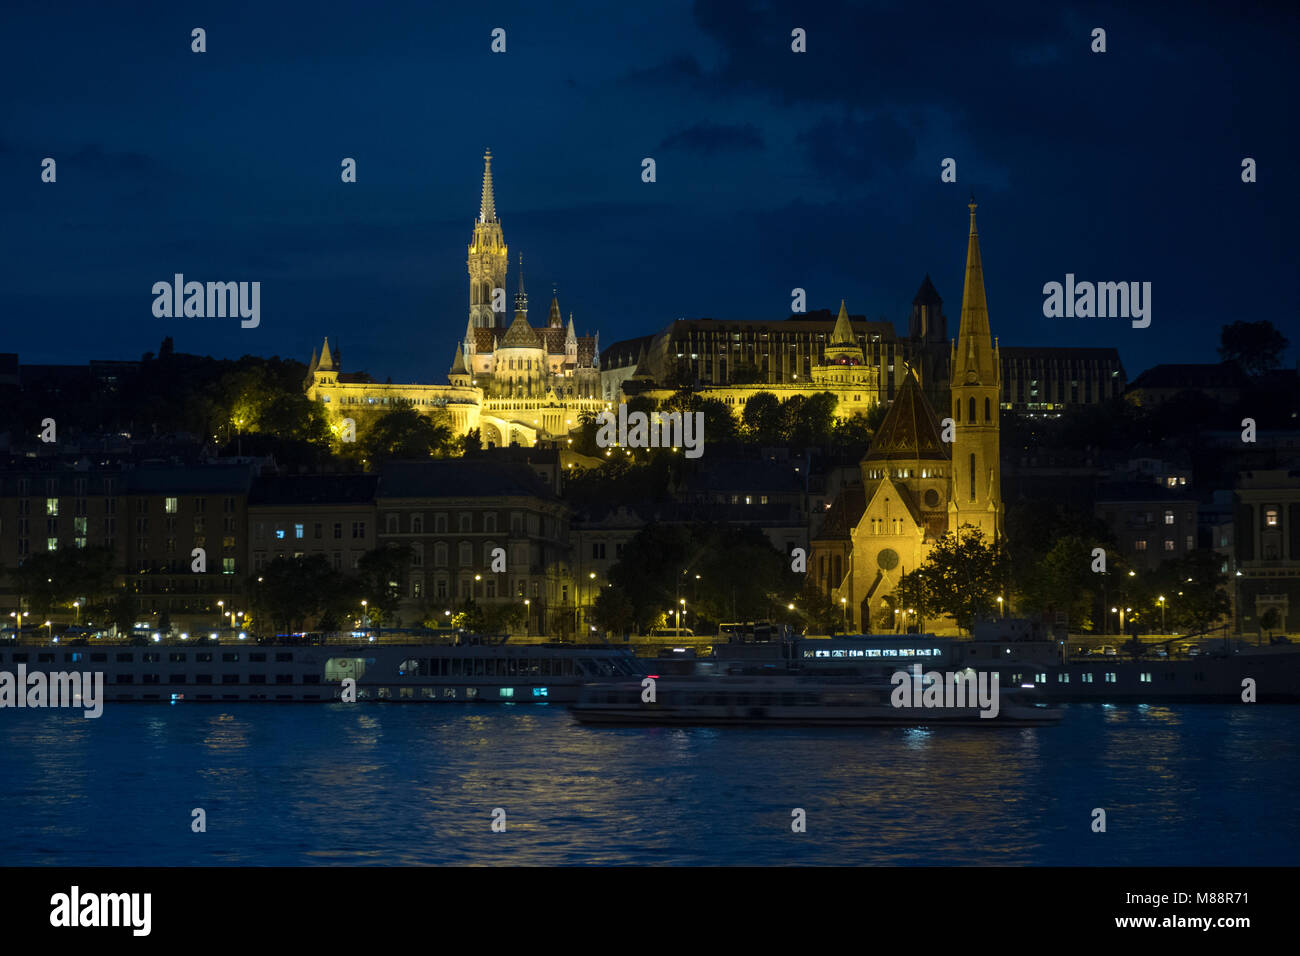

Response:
(305, 150), (604, 447)
(811, 203), (1004, 631)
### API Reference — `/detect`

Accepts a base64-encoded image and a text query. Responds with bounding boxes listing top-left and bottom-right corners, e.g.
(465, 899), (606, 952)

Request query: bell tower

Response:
(949, 200), (1002, 539)
(467, 149), (508, 330)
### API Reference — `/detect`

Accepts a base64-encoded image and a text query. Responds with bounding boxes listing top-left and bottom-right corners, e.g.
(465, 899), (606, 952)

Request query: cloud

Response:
(619, 52), (705, 87)
(798, 112), (917, 181)
(658, 122), (765, 153)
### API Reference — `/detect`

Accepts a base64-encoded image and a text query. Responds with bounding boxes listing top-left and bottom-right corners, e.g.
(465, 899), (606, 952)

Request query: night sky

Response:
(2, 0), (1295, 383)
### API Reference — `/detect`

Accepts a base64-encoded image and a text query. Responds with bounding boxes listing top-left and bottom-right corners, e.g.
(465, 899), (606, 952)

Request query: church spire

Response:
(949, 198), (1002, 540)
(514, 253), (528, 318)
(468, 150), (507, 330)
(954, 198), (994, 382)
(548, 286), (563, 328)
(480, 149), (497, 223)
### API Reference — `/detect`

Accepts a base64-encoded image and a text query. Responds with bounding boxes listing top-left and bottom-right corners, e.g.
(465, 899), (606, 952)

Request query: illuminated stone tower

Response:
(949, 200), (1002, 538)
(467, 149), (508, 330)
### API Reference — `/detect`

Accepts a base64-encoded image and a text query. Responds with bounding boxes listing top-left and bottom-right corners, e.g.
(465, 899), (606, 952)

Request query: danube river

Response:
(1, 703), (1294, 865)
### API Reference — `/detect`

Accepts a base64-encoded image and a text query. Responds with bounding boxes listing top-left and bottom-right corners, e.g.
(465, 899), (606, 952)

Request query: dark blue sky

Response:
(2, 0), (1296, 383)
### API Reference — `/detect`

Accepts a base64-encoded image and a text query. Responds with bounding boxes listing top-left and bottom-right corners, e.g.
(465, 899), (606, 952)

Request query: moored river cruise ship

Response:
(0, 638), (644, 704)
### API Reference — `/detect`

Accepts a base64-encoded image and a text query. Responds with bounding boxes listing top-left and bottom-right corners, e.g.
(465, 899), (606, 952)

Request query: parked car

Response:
(1097, 645), (1118, 656)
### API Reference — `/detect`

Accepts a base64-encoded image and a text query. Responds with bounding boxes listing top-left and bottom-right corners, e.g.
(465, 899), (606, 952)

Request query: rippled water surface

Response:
(1, 703), (1295, 865)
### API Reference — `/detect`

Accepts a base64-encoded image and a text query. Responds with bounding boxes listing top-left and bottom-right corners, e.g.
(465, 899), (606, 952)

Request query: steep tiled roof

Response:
(863, 370), (949, 463)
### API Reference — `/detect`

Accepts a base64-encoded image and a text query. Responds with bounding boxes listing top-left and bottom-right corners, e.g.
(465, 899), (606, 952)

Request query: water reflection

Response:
(0, 704), (1292, 865)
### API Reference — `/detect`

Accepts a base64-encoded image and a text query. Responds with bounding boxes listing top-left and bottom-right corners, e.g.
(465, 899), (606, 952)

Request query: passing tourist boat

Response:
(570, 674), (1062, 727)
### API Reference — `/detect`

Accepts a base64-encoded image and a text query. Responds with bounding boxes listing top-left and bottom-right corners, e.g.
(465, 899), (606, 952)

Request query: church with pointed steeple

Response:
(304, 150), (606, 447)
(451, 153), (601, 404)
(809, 202), (1003, 632)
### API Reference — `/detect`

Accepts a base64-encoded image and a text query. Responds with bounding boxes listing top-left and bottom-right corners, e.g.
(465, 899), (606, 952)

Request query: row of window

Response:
(1132, 538), (1193, 552)
(3, 651), (294, 664)
(110, 674), (312, 684)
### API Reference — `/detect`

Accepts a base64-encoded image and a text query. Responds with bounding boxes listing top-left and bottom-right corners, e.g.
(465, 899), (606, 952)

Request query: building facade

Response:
(810, 202), (1004, 631)
(304, 150), (605, 447)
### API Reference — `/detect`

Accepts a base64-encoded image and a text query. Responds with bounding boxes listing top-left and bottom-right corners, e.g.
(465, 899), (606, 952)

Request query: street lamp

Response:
(840, 597), (847, 629)
(676, 598), (686, 633)
(996, 595), (1004, 618)
(10, 610), (24, 640)
(73, 601), (81, 625)
(1157, 595), (1166, 635)
(524, 598), (530, 637)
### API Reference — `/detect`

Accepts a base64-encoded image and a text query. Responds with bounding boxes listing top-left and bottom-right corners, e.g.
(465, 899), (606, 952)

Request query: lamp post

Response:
(840, 597), (847, 631)
(10, 611), (24, 641)
(996, 595), (1004, 619)
(524, 598), (530, 637)
(676, 598), (685, 634)
(73, 601), (81, 625)
(1157, 595), (1166, 635)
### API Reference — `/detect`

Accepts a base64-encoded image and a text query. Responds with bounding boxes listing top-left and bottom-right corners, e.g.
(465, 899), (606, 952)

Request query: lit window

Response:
(295, 523), (304, 539)
(1265, 509), (1279, 527)
(46, 498), (59, 516)
(165, 497), (178, 514)
(1164, 510), (1174, 525)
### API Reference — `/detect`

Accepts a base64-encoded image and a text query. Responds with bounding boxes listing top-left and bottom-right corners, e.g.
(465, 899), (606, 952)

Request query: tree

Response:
(108, 591), (137, 636)
(592, 587), (635, 637)
(1159, 550), (1230, 635)
(1218, 320), (1290, 376)
(742, 392), (783, 443)
(911, 526), (1007, 634)
(894, 566), (938, 633)
(359, 402), (453, 463)
(7, 546), (117, 618)
(355, 544), (414, 626)
(1017, 536), (1100, 631)
(831, 412), (874, 449)
(1260, 607), (1281, 643)
(797, 578), (844, 635)
(247, 554), (345, 634)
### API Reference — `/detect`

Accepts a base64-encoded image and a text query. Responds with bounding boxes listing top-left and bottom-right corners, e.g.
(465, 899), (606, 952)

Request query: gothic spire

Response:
(479, 149), (497, 223)
(514, 253), (528, 316)
(955, 199), (993, 378)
